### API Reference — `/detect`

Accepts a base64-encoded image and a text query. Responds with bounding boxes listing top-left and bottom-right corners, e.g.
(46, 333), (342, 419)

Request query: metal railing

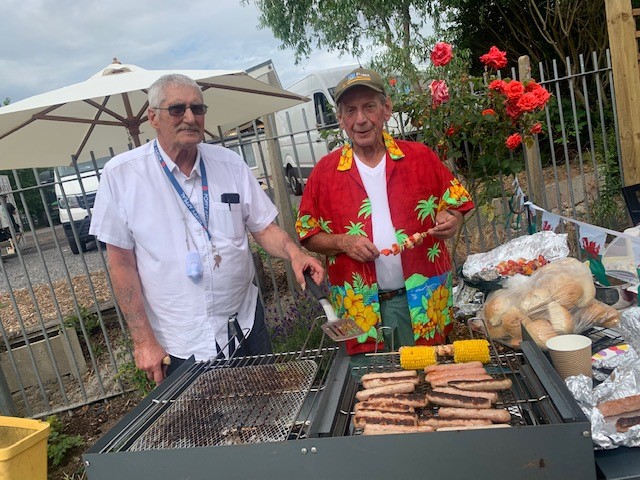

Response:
(0, 49), (628, 418)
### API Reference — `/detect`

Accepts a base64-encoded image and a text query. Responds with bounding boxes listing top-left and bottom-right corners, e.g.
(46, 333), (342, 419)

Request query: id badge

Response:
(185, 251), (203, 280)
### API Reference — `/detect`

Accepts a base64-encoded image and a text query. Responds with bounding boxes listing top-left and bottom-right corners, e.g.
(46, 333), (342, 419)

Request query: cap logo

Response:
(345, 72), (372, 84)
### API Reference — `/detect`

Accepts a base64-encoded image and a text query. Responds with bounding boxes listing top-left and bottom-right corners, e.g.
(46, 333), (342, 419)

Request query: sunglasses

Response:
(154, 103), (208, 116)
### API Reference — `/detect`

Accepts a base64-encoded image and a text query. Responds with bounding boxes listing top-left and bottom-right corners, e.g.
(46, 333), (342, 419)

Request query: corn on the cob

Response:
(399, 346), (437, 370)
(452, 339), (490, 364)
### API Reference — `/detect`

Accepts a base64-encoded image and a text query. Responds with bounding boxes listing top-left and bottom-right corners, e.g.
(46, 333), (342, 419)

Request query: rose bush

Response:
(392, 43), (552, 214)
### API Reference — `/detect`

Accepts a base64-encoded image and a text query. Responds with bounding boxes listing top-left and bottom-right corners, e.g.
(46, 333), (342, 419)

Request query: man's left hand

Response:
(427, 209), (462, 240)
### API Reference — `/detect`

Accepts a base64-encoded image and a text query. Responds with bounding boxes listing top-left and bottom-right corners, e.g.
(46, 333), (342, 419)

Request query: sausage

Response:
(597, 394), (640, 418)
(417, 417), (492, 428)
(355, 382), (416, 401)
(447, 378), (513, 391)
(362, 424), (435, 435)
(364, 393), (427, 408)
(436, 423), (512, 431)
(425, 391), (492, 409)
(430, 374), (492, 388)
(615, 416), (640, 433)
(353, 411), (417, 429)
(361, 370), (418, 382)
(363, 376), (421, 389)
(433, 386), (499, 404)
(424, 361), (484, 374)
(354, 401), (416, 414)
(437, 407), (512, 423)
(426, 368), (488, 383)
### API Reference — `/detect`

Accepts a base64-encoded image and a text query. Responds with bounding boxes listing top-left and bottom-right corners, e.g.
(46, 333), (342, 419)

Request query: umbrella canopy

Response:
(0, 59), (307, 169)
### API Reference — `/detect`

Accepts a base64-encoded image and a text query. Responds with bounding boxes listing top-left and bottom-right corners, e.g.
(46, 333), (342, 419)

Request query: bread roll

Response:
(545, 301), (575, 334)
(483, 293), (512, 327)
(575, 276), (596, 308)
(542, 274), (583, 310)
(577, 300), (621, 329)
(501, 307), (530, 340)
(486, 321), (509, 340)
(520, 287), (552, 314)
(525, 319), (558, 349)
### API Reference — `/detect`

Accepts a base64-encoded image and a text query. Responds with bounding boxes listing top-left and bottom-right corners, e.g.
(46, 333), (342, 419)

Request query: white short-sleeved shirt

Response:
(89, 141), (278, 360)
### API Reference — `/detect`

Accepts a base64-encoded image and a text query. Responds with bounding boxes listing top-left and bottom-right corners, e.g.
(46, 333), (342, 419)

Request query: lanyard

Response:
(154, 141), (212, 240)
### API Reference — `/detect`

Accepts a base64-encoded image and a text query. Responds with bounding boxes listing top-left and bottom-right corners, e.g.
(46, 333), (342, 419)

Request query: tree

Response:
(246, 0), (434, 91)
(429, 0), (608, 75)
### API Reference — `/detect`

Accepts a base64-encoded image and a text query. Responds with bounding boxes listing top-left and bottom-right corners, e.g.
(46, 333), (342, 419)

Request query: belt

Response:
(378, 287), (406, 301)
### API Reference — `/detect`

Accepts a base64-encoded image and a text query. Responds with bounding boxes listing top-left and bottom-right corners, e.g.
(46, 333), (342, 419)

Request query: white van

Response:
(275, 65), (356, 195)
(54, 157), (109, 254)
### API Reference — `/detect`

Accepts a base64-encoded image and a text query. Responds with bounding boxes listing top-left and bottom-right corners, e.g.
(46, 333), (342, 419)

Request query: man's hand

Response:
(428, 210), (462, 240)
(134, 339), (169, 385)
(340, 235), (380, 263)
(290, 252), (325, 290)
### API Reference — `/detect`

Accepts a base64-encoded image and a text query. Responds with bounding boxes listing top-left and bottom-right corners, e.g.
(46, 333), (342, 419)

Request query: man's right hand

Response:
(134, 340), (169, 385)
(340, 234), (380, 263)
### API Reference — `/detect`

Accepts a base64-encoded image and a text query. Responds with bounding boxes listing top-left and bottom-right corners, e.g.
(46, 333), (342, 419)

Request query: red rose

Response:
(505, 101), (522, 120)
(479, 46), (507, 70)
(532, 87), (551, 108)
(445, 126), (456, 136)
(505, 133), (523, 150)
(488, 79), (506, 93)
(503, 80), (525, 101)
(524, 80), (540, 92)
(431, 42), (453, 67)
(516, 92), (540, 112)
(389, 78), (397, 86)
(482, 109), (495, 116)
(429, 80), (450, 107)
(530, 122), (543, 134)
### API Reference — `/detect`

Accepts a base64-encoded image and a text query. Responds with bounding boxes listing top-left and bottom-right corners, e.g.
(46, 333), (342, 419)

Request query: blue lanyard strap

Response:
(154, 141), (212, 240)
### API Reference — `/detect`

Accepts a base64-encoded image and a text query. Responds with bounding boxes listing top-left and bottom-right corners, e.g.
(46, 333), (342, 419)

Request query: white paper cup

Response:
(545, 334), (593, 379)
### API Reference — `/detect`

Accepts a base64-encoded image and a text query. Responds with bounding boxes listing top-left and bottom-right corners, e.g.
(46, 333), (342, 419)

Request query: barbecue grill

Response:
(84, 331), (603, 479)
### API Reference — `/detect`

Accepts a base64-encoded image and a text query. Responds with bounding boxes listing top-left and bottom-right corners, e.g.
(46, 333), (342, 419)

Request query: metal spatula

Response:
(304, 272), (366, 342)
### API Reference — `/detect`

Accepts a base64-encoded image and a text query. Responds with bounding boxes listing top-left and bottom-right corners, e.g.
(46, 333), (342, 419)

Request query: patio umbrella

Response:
(0, 58), (306, 169)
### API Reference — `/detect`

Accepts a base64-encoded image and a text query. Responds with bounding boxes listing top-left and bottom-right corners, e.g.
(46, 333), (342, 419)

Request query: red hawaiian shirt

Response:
(296, 133), (474, 355)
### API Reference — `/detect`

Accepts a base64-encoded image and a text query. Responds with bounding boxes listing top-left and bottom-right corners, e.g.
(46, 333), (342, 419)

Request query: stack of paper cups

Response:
(545, 334), (593, 380)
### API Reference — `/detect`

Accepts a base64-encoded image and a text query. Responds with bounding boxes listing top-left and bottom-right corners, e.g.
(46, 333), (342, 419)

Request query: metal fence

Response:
(0, 49), (628, 418)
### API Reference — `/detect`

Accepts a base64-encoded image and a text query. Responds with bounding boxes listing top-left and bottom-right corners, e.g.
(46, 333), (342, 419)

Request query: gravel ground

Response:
(0, 239), (107, 294)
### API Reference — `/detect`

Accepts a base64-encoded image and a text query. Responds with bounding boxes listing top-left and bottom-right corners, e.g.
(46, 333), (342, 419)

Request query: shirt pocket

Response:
(212, 202), (245, 239)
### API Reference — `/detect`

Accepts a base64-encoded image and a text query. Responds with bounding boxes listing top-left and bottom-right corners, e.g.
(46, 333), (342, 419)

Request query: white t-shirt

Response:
(354, 155), (405, 290)
(89, 141), (277, 360)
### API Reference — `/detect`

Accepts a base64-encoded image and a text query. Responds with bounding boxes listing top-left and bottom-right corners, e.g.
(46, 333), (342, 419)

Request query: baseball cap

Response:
(334, 68), (386, 103)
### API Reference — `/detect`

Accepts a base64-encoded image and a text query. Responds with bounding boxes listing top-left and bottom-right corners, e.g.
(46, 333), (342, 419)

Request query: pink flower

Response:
(505, 133), (523, 150)
(431, 42), (454, 67)
(429, 80), (450, 107)
(480, 46), (508, 70)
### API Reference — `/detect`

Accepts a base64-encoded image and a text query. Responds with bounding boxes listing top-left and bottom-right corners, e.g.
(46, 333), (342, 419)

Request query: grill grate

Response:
(130, 360), (318, 450)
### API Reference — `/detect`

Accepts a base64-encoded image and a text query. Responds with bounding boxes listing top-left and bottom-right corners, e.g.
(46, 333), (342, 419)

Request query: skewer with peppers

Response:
(380, 231), (429, 256)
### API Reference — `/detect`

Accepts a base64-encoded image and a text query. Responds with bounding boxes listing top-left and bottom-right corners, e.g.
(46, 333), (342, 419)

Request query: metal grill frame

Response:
(84, 342), (598, 480)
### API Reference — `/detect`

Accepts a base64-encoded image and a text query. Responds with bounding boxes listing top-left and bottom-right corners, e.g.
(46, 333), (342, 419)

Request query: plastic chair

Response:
(622, 183), (640, 226)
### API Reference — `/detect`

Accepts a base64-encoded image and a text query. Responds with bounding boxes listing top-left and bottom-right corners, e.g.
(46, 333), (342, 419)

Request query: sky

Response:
(0, 0), (375, 103)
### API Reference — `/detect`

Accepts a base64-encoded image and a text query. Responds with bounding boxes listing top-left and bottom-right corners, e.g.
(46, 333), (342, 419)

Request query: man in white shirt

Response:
(90, 74), (324, 384)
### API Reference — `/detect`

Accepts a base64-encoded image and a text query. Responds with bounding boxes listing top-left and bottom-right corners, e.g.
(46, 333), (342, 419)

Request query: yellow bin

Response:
(0, 416), (50, 480)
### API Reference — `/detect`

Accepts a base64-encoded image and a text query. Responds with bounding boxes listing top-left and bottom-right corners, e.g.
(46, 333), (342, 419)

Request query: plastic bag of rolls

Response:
(481, 257), (620, 349)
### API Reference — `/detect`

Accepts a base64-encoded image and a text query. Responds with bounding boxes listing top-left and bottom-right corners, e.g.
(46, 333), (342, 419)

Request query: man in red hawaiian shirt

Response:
(296, 67), (474, 359)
